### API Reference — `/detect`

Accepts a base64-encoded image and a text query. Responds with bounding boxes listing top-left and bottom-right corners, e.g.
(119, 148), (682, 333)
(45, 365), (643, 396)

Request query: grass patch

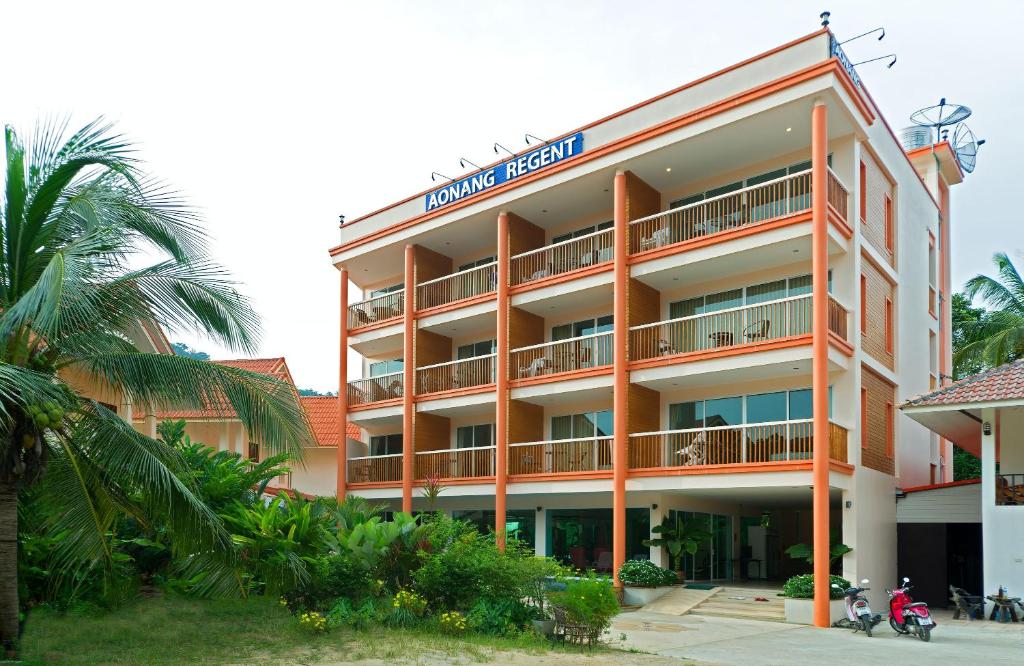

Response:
(19, 595), (605, 665)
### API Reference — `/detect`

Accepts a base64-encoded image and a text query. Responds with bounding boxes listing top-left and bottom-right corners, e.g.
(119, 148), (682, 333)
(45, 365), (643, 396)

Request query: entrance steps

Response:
(688, 587), (786, 622)
(641, 585), (720, 615)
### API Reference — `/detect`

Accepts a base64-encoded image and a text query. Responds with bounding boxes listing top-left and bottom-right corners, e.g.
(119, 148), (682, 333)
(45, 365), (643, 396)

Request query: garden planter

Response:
(531, 619), (556, 636)
(783, 598), (846, 625)
(622, 585), (675, 606)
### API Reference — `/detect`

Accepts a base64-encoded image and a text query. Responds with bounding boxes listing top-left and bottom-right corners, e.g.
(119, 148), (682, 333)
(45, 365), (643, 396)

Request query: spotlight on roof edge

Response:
(493, 142), (515, 158)
(430, 172), (454, 183)
(524, 133), (549, 146)
(458, 157), (483, 172)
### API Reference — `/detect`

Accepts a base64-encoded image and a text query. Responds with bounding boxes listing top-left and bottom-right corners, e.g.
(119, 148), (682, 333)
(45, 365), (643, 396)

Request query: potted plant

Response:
(617, 560), (678, 606)
(642, 514), (712, 582)
(781, 573), (851, 624)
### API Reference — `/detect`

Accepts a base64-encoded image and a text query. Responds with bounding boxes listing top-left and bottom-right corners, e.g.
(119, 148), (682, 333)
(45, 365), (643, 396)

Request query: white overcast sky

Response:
(4, 1), (1018, 392)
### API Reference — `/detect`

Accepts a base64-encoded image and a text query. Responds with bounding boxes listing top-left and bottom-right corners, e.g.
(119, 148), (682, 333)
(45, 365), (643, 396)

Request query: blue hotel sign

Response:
(425, 132), (584, 212)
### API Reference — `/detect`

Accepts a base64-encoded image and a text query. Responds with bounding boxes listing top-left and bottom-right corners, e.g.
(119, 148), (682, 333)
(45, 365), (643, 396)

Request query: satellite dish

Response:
(952, 123), (985, 174)
(910, 98), (972, 142)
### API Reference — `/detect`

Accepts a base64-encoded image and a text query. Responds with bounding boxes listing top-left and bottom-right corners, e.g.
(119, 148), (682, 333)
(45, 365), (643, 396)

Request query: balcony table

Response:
(986, 595), (1021, 622)
(709, 331), (734, 347)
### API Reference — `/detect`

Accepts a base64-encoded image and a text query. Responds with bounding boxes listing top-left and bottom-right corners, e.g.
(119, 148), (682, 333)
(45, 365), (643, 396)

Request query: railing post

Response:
(337, 268), (349, 499)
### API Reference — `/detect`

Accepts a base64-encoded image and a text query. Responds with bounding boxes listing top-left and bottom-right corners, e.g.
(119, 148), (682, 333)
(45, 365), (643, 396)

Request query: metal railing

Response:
(629, 170), (811, 254)
(627, 420), (849, 469)
(629, 295), (813, 361)
(508, 436), (613, 475)
(417, 354), (496, 394)
(415, 446), (496, 480)
(510, 331), (613, 378)
(828, 297), (849, 340)
(827, 168), (849, 220)
(347, 453), (402, 483)
(416, 262), (497, 310)
(347, 372), (403, 406)
(510, 227), (614, 286)
(347, 290), (404, 329)
(996, 473), (1024, 506)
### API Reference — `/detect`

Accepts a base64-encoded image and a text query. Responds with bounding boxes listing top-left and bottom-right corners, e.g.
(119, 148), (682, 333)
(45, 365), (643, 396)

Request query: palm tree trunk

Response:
(0, 478), (19, 657)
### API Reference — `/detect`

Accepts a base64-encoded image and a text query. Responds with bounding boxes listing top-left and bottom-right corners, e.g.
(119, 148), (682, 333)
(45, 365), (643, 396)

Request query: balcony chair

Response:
(529, 263), (553, 281)
(386, 378), (402, 400)
(743, 319), (771, 342)
(657, 338), (677, 355)
(708, 330), (734, 347)
(353, 464), (371, 483)
(640, 227), (670, 251)
(676, 438), (706, 467)
(519, 356), (552, 378)
(353, 308), (373, 326)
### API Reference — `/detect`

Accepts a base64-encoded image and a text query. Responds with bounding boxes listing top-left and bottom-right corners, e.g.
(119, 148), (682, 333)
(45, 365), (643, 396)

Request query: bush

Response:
(466, 597), (532, 635)
(782, 574), (851, 600)
(550, 576), (619, 643)
(292, 552), (373, 610)
(617, 560), (677, 587)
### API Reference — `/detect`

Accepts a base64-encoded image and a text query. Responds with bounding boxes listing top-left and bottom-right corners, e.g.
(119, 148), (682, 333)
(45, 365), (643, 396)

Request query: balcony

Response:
(511, 331), (613, 379)
(347, 453), (402, 483)
(348, 290), (404, 330)
(827, 168), (849, 220)
(347, 372), (403, 407)
(627, 419), (849, 470)
(997, 473), (1024, 506)
(416, 262), (496, 311)
(508, 436), (613, 475)
(417, 354), (496, 395)
(510, 227), (614, 287)
(415, 446), (496, 480)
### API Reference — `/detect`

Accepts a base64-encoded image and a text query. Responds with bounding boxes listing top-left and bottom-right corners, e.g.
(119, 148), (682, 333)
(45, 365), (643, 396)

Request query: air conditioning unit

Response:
(900, 126), (931, 152)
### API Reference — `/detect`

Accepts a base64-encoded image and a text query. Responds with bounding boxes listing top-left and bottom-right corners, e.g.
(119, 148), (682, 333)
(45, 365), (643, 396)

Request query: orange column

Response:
(336, 268), (349, 500)
(612, 170), (628, 588)
(495, 212), (510, 550)
(811, 101), (830, 628)
(402, 244), (415, 513)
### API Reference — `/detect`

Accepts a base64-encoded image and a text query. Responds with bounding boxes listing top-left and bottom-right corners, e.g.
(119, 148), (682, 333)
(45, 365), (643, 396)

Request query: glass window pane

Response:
(747, 392), (787, 423)
(551, 324), (572, 341)
(574, 319), (595, 337)
(789, 389), (812, 420)
(704, 397), (741, 427)
(788, 274), (812, 297)
(704, 289), (743, 312)
(596, 315), (614, 333)
(788, 160), (811, 174)
(746, 280), (786, 305)
(552, 232), (571, 244)
(707, 181), (743, 198)
(457, 344), (473, 360)
(369, 361), (385, 377)
(595, 410), (613, 437)
(669, 401), (703, 429)
(670, 297), (703, 318)
(388, 359), (404, 374)
(551, 415), (572, 440)
(572, 226), (596, 238)
(573, 413), (596, 438)
(474, 424), (493, 446)
(671, 193), (704, 209)
(746, 168), (787, 186)
(597, 220), (614, 230)
(456, 426), (474, 448)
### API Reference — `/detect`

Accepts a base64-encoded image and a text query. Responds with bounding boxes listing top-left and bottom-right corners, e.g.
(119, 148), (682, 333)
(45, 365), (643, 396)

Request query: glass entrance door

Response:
(676, 511), (732, 581)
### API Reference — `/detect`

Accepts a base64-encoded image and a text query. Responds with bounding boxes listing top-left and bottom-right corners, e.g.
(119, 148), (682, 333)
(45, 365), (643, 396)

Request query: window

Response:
(668, 158), (828, 210)
(859, 162), (867, 223)
(551, 315), (613, 340)
(860, 275), (868, 334)
(746, 392), (787, 424)
(552, 220), (613, 244)
(860, 388), (868, 449)
(369, 283), (403, 298)
(789, 389), (813, 420)
(551, 410), (613, 439)
(370, 434), (403, 456)
(667, 273), (829, 318)
(369, 359), (403, 376)
(884, 195), (893, 252)
(885, 297), (893, 354)
(457, 340), (495, 359)
(670, 388), (830, 430)
(456, 424), (494, 448)
(885, 403), (894, 458)
(458, 256), (496, 272)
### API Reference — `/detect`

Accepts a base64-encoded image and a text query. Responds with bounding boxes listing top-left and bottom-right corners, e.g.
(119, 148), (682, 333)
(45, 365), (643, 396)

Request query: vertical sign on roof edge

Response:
(424, 132), (584, 212)
(830, 35), (862, 90)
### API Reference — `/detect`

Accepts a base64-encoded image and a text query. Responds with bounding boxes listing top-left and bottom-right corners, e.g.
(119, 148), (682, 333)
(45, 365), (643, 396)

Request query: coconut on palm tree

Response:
(955, 252), (1024, 375)
(0, 119), (313, 654)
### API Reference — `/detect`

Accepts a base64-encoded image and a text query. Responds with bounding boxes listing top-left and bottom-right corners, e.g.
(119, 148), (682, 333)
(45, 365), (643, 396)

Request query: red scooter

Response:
(887, 577), (935, 641)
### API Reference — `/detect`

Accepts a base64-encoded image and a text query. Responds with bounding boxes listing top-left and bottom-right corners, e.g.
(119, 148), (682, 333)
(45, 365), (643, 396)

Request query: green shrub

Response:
(617, 560), (677, 587)
(291, 552), (373, 610)
(466, 597), (532, 635)
(326, 597), (383, 630)
(550, 576), (619, 642)
(782, 573), (851, 600)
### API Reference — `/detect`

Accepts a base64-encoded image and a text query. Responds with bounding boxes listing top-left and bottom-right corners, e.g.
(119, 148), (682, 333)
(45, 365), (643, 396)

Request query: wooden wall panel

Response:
(629, 278), (660, 327)
(508, 400), (543, 443)
(861, 365), (895, 475)
(862, 257), (895, 370)
(860, 151), (895, 266)
(509, 307), (544, 350)
(414, 245), (453, 285)
(416, 329), (452, 367)
(628, 384), (660, 468)
(508, 214), (545, 256)
(625, 171), (661, 222)
(414, 411), (450, 452)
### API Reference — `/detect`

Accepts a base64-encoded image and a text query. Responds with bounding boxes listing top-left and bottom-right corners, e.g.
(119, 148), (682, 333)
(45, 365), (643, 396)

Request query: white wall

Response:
(984, 407), (1024, 604)
(291, 447), (338, 497)
(842, 466), (897, 589)
(896, 483), (981, 524)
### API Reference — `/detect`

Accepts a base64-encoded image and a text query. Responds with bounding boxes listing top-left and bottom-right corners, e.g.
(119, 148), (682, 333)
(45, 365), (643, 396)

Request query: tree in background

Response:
(0, 119), (313, 655)
(954, 253), (1024, 375)
(951, 293), (988, 379)
(171, 342), (210, 360)
(298, 388), (337, 397)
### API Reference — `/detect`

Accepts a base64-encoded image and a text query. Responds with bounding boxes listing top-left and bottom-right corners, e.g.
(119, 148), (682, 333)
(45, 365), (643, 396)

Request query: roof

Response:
(301, 396), (361, 446)
(902, 478), (980, 494)
(903, 360), (1024, 409)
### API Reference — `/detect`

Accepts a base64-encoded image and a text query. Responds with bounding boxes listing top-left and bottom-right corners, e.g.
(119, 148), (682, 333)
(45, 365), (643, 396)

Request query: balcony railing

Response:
(416, 262), (497, 310)
(347, 372), (403, 406)
(628, 419), (848, 469)
(347, 290), (404, 329)
(827, 168), (849, 220)
(415, 446), (496, 480)
(508, 436), (613, 475)
(510, 227), (614, 286)
(417, 354), (495, 394)
(828, 297), (849, 340)
(997, 473), (1024, 506)
(347, 453), (402, 483)
(629, 170), (811, 254)
(511, 331), (613, 379)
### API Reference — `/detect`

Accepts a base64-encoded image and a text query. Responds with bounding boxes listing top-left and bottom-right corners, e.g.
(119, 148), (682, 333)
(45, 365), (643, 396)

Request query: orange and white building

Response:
(326, 27), (964, 625)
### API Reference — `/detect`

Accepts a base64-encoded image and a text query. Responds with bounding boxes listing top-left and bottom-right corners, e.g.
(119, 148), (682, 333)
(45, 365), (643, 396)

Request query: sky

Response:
(3, 1), (1019, 392)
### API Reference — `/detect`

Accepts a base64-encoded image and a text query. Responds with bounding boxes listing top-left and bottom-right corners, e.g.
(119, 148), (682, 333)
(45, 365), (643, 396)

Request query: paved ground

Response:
(610, 608), (1024, 664)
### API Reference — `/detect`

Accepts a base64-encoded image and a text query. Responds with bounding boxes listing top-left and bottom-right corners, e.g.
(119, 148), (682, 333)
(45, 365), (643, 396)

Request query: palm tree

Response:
(0, 119), (314, 654)
(955, 253), (1024, 374)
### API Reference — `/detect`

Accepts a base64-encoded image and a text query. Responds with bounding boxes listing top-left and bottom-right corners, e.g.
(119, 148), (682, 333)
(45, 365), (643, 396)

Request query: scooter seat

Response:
(906, 602), (928, 609)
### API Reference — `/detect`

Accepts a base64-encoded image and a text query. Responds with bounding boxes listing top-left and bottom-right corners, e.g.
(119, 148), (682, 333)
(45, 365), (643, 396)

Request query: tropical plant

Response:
(0, 119), (314, 654)
(340, 512), (428, 587)
(955, 253), (1024, 374)
(329, 494), (387, 534)
(549, 575), (619, 645)
(617, 559), (677, 587)
(784, 530), (851, 566)
(782, 573), (851, 600)
(642, 514), (713, 574)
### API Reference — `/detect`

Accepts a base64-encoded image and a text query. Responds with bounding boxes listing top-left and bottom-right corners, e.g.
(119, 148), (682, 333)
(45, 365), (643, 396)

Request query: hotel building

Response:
(327, 27), (962, 625)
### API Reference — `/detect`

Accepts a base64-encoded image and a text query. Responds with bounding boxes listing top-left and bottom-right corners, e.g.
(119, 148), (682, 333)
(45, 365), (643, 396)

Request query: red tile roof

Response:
(903, 360), (1024, 408)
(301, 396), (361, 446)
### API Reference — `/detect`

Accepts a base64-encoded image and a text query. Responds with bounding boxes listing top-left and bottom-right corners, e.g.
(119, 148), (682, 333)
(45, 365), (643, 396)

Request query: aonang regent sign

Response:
(424, 132), (584, 212)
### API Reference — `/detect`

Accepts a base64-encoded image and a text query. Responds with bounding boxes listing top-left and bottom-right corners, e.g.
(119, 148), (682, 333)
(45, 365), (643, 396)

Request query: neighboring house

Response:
(131, 357), (362, 495)
(902, 360), (1024, 612)
(328, 23), (969, 613)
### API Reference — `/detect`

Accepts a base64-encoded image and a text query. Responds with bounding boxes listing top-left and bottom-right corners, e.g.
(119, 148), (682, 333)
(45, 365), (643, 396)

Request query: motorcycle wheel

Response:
(860, 616), (873, 637)
(918, 624), (932, 642)
(889, 616), (909, 634)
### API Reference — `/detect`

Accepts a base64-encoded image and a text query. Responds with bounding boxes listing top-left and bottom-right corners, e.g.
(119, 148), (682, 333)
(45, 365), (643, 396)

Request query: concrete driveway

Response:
(610, 609), (1024, 664)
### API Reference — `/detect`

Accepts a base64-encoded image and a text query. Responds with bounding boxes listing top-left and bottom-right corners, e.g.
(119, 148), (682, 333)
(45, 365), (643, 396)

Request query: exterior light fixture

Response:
(431, 171), (454, 182)
(652, 503), (658, 510)
(820, 11), (830, 27)
(459, 157), (483, 171)
(536, 506), (543, 512)
(845, 500), (853, 509)
(494, 142), (515, 158)
(786, 127), (792, 132)
(524, 133), (549, 146)
(665, 167), (672, 172)
(984, 422), (992, 436)
(338, 214), (346, 227)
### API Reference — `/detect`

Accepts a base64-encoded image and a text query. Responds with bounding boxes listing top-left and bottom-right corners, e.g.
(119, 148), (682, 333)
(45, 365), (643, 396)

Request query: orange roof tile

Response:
(903, 360), (1024, 409)
(300, 396), (361, 446)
